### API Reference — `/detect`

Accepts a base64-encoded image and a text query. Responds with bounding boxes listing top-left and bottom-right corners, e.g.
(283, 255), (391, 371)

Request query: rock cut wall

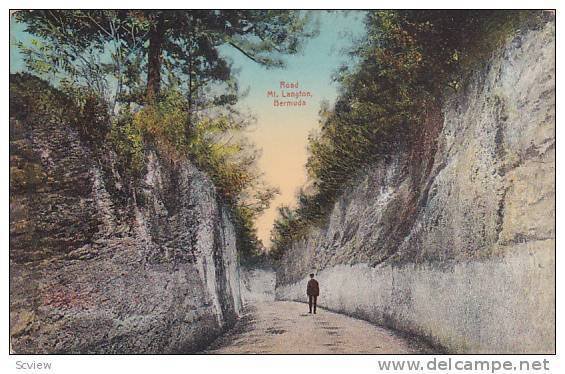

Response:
(9, 77), (242, 353)
(276, 22), (555, 353)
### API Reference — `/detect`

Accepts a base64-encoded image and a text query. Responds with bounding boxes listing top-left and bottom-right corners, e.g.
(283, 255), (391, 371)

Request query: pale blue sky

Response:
(218, 11), (367, 244)
(10, 11), (368, 245)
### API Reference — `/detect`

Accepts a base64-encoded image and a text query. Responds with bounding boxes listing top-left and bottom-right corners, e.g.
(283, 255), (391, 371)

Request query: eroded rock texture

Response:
(9, 78), (242, 353)
(276, 22), (555, 353)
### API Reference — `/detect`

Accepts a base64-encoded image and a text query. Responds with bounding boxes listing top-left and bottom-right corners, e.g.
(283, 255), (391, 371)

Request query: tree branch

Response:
(227, 40), (262, 64)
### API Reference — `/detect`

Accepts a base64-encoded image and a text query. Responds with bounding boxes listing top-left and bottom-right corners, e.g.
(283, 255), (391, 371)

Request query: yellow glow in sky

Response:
(225, 11), (366, 246)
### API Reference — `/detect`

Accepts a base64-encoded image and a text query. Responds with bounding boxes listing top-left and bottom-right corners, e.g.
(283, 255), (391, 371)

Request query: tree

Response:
(269, 10), (547, 262)
(13, 10), (318, 260)
(146, 12), (164, 103)
(15, 10), (318, 108)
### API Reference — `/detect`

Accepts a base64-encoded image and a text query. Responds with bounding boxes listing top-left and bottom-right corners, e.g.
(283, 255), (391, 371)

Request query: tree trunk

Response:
(146, 14), (164, 104)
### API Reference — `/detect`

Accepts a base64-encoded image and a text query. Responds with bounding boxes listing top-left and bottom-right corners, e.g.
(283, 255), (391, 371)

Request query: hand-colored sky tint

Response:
(10, 11), (367, 246)
(220, 11), (366, 245)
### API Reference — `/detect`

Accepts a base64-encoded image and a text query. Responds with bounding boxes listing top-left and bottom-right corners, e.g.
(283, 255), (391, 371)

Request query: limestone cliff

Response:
(241, 267), (276, 302)
(276, 21), (555, 353)
(9, 76), (242, 353)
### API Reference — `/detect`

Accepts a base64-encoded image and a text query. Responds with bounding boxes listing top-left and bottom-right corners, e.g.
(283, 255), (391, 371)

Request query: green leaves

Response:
(15, 10), (317, 110)
(12, 10), (320, 260)
(269, 10), (546, 262)
(109, 109), (145, 176)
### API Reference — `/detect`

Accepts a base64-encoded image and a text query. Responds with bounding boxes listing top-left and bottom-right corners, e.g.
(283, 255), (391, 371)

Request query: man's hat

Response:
(309, 273), (315, 276)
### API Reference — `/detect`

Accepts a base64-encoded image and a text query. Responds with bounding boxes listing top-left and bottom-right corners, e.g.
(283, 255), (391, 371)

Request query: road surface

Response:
(204, 301), (435, 354)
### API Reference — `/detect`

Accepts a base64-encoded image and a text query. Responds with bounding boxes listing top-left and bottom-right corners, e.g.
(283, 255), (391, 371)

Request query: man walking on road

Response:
(307, 273), (319, 314)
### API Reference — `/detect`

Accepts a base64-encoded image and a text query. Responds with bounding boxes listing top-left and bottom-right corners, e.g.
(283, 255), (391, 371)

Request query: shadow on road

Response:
(201, 304), (258, 353)
(200, 301), (441, 354)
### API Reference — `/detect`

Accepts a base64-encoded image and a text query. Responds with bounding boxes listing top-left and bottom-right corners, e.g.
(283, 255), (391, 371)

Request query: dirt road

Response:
(204, 301), (434, 354)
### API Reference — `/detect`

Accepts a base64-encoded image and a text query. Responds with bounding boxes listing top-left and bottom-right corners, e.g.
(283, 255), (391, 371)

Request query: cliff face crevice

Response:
(9, 79), (242, 353)
(276, 22), (555, 353)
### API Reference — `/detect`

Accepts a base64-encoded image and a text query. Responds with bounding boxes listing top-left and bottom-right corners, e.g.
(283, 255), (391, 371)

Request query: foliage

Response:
(108, 109), (145, 176)
(269, 10), (550, 260)
(11, 70), (278, 259)
(186, 114), (279, 258)
(10, 73), (109, 142)
(269, 205), (308, 261)
(10, 72), (72, 123)
(15, 10), (318, 109)
(132, 89), (189, 157)
(60, 81), (111, 143)
(12, 10), (317, 259)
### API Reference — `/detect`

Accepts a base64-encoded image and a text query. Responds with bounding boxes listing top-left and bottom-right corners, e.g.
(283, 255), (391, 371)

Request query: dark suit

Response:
(307, 278), (319, 313)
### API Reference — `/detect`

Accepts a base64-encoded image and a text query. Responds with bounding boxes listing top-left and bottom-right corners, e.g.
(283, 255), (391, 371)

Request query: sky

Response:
(10, 11), (368, 246)
(219, 11), (366, 245)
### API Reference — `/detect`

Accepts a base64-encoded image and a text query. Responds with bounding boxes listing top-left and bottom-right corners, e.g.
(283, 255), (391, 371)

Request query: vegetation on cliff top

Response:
(269, 10), (551, 261)
(12, 10), (318, 260)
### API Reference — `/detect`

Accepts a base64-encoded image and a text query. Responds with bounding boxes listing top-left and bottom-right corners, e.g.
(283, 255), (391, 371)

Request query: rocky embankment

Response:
(241, 267), (276, 302)
(276, 22), (555, 353)
(9, 75), (242, 353)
